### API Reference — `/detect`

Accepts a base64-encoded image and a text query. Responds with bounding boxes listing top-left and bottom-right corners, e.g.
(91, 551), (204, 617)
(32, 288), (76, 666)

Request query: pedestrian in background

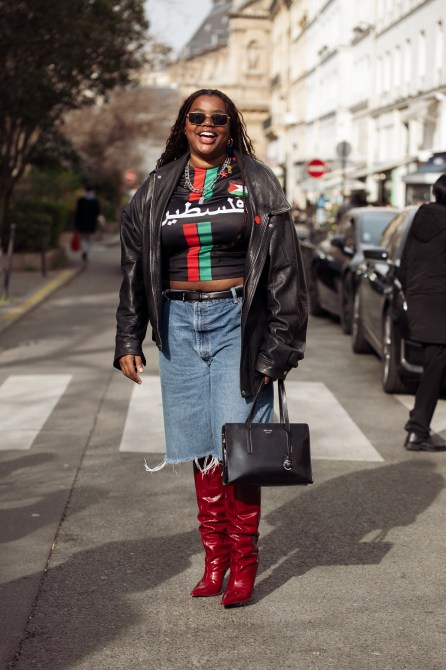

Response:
(74, 184), (101, 262)
(398, 173), (446, 452)
(335, 190), (367, 223)
(114, 89), (308, 607)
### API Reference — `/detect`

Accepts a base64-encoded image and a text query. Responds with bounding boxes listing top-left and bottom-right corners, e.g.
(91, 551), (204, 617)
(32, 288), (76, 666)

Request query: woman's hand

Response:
(119, 355), (144, 384)
(263, 376), (271, 385)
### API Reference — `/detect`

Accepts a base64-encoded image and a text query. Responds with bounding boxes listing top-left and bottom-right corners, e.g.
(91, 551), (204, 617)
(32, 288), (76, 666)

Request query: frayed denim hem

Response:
(144, 453), (220, 473)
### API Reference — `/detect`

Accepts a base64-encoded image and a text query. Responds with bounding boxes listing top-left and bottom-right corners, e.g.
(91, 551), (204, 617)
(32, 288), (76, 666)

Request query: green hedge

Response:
(4, 199), (70, 252)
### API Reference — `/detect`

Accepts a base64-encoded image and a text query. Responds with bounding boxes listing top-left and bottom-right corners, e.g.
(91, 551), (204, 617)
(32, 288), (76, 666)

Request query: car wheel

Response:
(341, 274), (354, 335)
(382, 309), (411, 394)
(308, 269), (325, 316)
(351, 291), (372, 353)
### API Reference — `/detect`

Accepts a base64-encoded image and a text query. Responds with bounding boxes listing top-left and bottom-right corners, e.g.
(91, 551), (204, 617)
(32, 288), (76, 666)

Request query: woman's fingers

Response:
(134, 356), (144, 373)
(119, 355), (144, 384)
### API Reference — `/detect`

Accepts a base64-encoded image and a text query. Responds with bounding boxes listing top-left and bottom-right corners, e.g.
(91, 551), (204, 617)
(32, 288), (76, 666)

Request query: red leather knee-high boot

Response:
(221, 484), (261, 607)
(190, 461), (231, 597)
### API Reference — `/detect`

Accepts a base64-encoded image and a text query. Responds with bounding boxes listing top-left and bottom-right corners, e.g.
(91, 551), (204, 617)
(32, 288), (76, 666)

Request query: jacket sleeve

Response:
(397, 236), (409, 292)
(398, 224), (416, 293)
(255, 213), (308, 380)
(113, 180), (152, 369)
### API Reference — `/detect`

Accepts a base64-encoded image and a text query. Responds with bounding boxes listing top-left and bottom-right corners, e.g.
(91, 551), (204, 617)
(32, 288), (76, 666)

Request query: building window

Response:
(394, 45), (401, 95)
(377, 56), (383, 95)
(404, 39), (411, 92)
(383, 51), (391, 93)
(377, 0), (384, 22)
(385, 0), (393, 22)
(436, 22), (444, 85)
(418, 30), (426, 89)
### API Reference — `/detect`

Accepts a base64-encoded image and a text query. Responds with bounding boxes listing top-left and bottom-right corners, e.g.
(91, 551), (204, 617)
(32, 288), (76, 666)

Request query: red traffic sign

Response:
(124, 169), (137, 185)
(306, 159), (326, 178)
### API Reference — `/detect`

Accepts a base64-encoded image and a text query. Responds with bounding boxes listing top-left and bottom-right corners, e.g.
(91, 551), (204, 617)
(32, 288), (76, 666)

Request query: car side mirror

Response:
(363, 247), (388, 261)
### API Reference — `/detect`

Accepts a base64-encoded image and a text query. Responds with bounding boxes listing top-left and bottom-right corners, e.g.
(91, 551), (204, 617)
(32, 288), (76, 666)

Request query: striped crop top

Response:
(161, 159), (251, 282)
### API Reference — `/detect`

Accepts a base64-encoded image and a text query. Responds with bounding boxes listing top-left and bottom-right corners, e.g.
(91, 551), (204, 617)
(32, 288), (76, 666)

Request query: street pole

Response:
(3, 222), (16, 299)
(40, 220), (47, 277)
(341, 153), (347, 199)
(336, 141), (352, 202)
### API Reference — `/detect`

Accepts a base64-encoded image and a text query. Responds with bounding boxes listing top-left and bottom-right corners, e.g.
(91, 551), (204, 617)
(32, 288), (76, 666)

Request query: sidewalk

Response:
(0, 264), (84, 335)
(0, 234), (120, 335)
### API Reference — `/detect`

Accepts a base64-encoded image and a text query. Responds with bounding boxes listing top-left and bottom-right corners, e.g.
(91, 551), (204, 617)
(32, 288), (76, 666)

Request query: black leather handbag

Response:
(222, 379), (313, 486)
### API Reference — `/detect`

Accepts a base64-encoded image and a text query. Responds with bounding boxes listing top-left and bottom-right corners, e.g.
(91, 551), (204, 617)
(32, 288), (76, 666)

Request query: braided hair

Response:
(157, 89), (256, 168)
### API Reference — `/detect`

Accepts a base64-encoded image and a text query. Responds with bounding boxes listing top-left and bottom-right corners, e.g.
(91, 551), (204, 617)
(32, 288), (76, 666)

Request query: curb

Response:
(0, 265), (85, 335)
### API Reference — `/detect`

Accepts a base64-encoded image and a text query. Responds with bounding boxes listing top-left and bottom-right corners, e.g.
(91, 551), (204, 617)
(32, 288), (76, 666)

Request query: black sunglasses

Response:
(187, 112), (229, 126)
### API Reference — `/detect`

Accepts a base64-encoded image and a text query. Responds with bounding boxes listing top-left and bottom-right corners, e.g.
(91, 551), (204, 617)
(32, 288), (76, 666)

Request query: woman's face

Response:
(184, 95), (231, 167)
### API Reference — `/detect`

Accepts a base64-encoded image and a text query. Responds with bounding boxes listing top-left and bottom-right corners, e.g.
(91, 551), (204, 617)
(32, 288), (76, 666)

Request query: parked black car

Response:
(351, 206), (424, 393)
(301, 207), (399, 333)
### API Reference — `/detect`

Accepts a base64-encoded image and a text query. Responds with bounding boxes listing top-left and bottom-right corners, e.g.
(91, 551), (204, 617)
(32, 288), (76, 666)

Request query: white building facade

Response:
(267, 0), (446, 207)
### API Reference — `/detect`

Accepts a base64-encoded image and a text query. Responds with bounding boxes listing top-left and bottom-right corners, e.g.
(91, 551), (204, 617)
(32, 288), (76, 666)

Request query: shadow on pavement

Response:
(0, 485), (106, 545)
(6, 530), (199, 670)
(5, 460), (444, 668)
(254, 459), (444, 603)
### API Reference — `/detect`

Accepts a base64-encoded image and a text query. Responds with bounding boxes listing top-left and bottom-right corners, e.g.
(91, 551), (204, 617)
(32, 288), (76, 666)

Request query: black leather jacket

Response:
(114, 152), (308, 396)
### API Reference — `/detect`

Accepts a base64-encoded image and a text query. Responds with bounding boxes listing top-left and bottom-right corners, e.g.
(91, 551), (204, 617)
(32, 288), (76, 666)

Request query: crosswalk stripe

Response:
(119, 376), (166, 453)
(120, 377), (383, 462)
(0, 372), (385, 460)
(395, 395), (446, 434)
(286, 381), (383, 462)
(0, 375), (72, 451)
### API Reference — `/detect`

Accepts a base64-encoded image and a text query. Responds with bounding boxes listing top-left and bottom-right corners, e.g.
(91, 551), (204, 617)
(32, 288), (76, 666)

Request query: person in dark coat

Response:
(74, 185), (101, 262)
(398, 174), (446, 451)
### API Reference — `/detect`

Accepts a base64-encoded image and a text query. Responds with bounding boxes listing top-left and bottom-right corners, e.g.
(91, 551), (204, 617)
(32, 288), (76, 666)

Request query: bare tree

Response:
(62, 85), (180, 203)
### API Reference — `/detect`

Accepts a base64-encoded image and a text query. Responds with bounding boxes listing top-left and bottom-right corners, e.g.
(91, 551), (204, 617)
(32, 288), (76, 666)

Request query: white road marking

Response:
(285, 381), (384, 462)
(0, 373), (385, 460)
(120, 377), (383, 462)
(0, 375), (72, 450)
(119, 376), (166, 452)
(395, 395), (446, 434)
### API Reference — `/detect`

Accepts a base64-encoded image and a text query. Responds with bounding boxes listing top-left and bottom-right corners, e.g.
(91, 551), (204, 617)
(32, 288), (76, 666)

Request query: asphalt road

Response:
(0, 245), (445, 670)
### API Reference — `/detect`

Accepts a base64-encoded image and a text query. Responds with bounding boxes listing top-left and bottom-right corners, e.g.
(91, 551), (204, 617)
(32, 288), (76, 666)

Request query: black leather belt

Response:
(163, 285), (244, 301)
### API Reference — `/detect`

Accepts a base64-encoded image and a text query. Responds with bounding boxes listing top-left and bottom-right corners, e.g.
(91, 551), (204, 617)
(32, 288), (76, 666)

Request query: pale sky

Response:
(145, 0), (212, 54)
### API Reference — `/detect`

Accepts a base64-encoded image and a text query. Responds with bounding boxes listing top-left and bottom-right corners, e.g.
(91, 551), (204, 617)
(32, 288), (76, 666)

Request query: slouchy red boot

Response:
(190, 461), (231, 597)
(221, 484), (261, 607)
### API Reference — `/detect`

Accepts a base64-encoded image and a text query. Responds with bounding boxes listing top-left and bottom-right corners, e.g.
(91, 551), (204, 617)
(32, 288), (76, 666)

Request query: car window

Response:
(379, 212), (407, 260)
(360, 211), (398, 244)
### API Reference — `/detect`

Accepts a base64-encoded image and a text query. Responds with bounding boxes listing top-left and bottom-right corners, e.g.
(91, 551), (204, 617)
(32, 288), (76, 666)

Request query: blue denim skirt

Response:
(157, 294), (273, 466)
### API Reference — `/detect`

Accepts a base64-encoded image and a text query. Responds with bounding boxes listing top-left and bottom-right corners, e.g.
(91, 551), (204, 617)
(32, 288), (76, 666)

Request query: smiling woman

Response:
(114, 88), (308, 607)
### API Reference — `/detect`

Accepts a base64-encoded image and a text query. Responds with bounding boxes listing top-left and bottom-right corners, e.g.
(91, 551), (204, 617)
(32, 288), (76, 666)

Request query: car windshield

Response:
(360, 212), (398, 244)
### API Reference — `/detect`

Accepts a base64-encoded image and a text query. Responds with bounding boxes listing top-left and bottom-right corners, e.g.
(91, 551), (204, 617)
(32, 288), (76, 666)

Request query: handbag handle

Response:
(245, 379), (293, 470)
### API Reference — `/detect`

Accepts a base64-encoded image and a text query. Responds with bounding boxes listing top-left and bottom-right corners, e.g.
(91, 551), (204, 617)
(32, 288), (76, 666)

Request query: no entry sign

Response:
(306, 159), (326, 178)
(124, 169), (137, 185)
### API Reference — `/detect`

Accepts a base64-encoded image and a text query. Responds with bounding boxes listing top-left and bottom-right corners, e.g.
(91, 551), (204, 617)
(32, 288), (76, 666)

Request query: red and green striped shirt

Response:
(161, 159), (250, 282)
